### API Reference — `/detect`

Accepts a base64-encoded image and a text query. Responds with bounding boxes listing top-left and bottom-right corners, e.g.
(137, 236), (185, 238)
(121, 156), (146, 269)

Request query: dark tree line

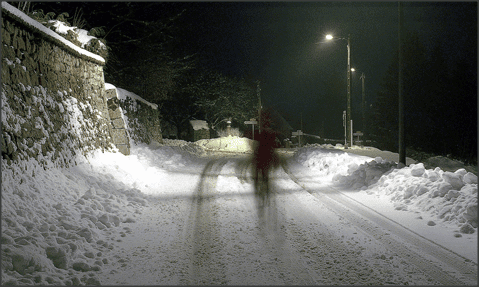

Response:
(15, 2), (259, 140)
(369, 31), (477, 164)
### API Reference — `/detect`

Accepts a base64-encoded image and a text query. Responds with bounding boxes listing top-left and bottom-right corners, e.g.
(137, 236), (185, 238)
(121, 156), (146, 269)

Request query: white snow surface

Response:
(1, 137), (477, 285)
(105, 83), (157, 110)
(48, 20), (106, 51)
(196, 135), (256, 153)
(190, 119), (209, 131)
(1, 2), (105, 63)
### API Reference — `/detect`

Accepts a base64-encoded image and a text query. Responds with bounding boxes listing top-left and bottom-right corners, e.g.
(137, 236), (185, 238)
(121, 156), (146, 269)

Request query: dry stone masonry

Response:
(1, 2), (163, 168)
(1, 3), (115, 168)
(110, 87), (162, 147)
(105, 88), (130, 155)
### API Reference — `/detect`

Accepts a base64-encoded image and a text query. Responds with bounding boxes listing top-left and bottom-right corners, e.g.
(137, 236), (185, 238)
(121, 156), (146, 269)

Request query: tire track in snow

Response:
(184, 158), (229, 285)
(269, 163), (430, 285)
(230, 156), (319, 285)
(281, 157), (477, 285)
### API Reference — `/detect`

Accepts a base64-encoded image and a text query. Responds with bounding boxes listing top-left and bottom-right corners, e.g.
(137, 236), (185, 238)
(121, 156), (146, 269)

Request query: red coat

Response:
(253, 128), (279, 171)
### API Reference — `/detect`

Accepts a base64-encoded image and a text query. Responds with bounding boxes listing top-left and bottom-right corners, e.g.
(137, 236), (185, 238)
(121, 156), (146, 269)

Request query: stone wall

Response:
(1, 3), (114, 168)
(105, 85), (163, 154)
(117, 94), (162, 146)
(105, 89), (130, 155)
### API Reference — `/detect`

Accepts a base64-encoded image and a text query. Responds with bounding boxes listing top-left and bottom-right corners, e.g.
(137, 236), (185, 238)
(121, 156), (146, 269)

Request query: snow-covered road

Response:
(2, 138), (476, 285)
(96, 151), (477, 285)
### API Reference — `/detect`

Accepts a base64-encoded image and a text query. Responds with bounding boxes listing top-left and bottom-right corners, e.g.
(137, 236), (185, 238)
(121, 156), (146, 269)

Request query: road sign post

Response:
(292, 130), (304, 147)
(244, 119), (258, 140)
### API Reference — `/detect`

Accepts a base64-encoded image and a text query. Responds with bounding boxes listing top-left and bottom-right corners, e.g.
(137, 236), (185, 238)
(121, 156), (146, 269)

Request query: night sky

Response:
(29, 1), (477, 139)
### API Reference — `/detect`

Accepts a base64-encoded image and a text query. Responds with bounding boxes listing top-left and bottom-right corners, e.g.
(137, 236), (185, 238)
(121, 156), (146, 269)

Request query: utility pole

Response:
(398, 2), (406, 165)
(360, 72), (366, 138)
(300, 112), (303, 147)
(343, 110), (347, 146)
(346, 34), (352, 147)
(257, 80), (262, 134)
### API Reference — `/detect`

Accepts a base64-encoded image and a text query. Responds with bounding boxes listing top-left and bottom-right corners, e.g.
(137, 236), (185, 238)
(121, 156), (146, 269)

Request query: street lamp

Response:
(325, 34), (352, 147)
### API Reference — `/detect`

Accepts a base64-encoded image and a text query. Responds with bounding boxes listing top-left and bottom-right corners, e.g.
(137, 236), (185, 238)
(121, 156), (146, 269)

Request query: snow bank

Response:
(196, 136), (256, 153)
(294, 146), (477, 235)
(362, 164), (477, 232)
(293, 146), (373, 181)
(0, 139), (210, 284)
(1, 155), (150, 285)
(425, 155), (477, 174)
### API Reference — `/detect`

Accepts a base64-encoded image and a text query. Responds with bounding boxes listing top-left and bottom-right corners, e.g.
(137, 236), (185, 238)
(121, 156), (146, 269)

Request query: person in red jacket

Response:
(252, 110), (280, 206)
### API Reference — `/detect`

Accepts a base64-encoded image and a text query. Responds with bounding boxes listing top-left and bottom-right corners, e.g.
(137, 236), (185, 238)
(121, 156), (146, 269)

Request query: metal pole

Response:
(398, 2), (406, 165)
(347, 34), (352, 147)
(350, 120), (353, 146)
(257, 80), (262, 135)
(343, 111), (347, 146)
(360, 73), (366, 138)
(300, 112), (303, 147)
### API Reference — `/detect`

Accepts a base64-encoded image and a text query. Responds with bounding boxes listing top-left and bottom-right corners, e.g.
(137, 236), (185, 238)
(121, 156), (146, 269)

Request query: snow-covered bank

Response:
(196, 135), (256, 153)
(294, 145), (477, 232)
(1, 141), (207, 285)
(292, 145), (477, 261)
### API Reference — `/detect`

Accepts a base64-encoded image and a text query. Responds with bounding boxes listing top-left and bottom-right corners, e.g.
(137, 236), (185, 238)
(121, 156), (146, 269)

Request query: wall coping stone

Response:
(1, 2), (105, 65)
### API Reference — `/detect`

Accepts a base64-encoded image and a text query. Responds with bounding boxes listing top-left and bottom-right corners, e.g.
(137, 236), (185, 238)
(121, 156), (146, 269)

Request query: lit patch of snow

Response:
(196, 136), (256, 153)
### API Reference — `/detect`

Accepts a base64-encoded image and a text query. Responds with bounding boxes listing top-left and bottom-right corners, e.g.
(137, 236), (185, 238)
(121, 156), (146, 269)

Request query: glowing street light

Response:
(325, 33), (353, 147)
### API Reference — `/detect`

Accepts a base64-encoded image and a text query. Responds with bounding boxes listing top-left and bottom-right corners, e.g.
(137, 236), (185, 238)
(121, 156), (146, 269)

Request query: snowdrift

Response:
(294, 146), (478, 234)
(196, 136), (256, 153)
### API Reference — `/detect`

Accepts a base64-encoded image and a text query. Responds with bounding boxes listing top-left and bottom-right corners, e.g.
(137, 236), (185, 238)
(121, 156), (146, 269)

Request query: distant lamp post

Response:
(360, 72), (366, 139)
(226, 118), (232, 136)
(351, 69), (367, 139)
(326, 34), (352, 147)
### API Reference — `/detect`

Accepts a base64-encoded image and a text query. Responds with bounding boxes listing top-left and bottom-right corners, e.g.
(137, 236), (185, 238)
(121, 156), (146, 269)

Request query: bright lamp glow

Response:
(351, 68), (355, 72)
(326, 34), (333, 40)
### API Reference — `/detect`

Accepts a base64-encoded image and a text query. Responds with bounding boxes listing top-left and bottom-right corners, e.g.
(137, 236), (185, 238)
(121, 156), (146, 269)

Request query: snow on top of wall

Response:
(105, 83), (116, 90)
(48, 20), (106, 50)
(105, 83), (157, 110)
(1, 2), (105, 64)
(190, 120), (209, 130)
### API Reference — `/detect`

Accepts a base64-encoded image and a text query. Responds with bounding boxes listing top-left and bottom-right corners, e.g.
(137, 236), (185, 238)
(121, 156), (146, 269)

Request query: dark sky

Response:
(28, 1), (477, 138)
(171, 1), (477, 138)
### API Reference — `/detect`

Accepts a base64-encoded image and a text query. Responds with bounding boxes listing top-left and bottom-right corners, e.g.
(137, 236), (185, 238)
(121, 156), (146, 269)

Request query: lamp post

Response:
(326, 34), (352, 147)
(360, 72), (366, 138)
(351, 68), (367, 139)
